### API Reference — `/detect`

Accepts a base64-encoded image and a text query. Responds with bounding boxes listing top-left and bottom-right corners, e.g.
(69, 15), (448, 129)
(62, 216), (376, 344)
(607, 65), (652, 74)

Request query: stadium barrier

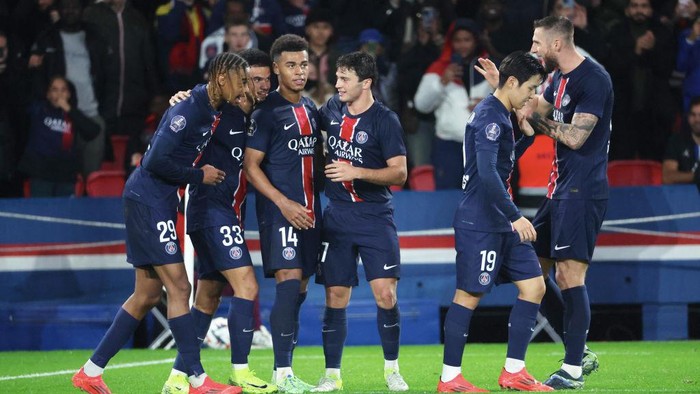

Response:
(0, 185), (698, 349)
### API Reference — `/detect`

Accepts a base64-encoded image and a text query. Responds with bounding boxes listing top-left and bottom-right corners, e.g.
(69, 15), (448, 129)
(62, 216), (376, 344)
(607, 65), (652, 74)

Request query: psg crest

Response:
(165, 241), (178, 255)
(282, 247), (296, 260)
(478, 272), (491, 285)
(229, 246), (243, 260)
(355, 131), (368, 144)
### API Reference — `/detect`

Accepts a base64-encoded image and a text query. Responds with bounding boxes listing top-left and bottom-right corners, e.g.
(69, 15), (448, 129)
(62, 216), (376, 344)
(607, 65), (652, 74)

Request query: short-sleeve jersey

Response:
(246, 91), (323, 225)
(664, 132), (700, 172)
(454, 95), (519, 233)
(124, 84), (219, 209)
(187, 103), (248, 232)
(319, 95), (406, 203)
(543, 58), (613, 200)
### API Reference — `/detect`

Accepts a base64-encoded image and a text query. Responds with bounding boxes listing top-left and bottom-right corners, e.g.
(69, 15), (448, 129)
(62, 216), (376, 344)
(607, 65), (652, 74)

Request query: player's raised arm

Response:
(243, 147), (314, 230)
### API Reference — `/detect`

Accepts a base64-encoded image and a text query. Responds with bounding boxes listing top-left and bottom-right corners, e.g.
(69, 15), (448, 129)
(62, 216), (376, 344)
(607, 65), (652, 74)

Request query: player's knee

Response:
(164, 281), (193, 301)
(523, 277), (546, 303)
(137, 292), (162, 310)
(194, 296), (220, 315)
(234, 281), (258, 300)
(375, 288), (397, 309)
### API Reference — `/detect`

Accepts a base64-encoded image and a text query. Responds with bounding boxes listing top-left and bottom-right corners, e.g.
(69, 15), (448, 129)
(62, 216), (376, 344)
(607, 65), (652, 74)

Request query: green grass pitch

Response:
(1, 341), (698, 393)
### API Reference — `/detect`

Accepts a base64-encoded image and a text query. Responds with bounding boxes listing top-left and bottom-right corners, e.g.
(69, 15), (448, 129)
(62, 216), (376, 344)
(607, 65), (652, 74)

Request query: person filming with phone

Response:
(414, 18), (494, 189)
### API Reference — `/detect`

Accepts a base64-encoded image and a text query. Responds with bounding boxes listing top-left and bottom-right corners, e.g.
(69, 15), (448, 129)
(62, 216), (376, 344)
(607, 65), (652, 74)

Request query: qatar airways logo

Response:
(231, 147), (244, 162)
(288, 135), (318, 156)
(43, 117), (68, 132)
(327, 135), (363, 164)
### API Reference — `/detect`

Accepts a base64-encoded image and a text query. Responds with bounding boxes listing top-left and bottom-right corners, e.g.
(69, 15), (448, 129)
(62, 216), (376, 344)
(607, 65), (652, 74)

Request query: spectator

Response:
(662, 96), (700, 188)
(606, 0), (676, 161)
(156, 0), (208, 93)
(29, 0), (107, 177)
(303, 7), (335, 107)
(199, 2), (259, 74)
(357, 28), (399, 112)
(551, 0), (609, 64)
(82, 0), (160, 170)
(0, 29), (32, 198)
(18, 76), (99, 197)
(477, 0), (533, 62)
(250, 0), (286, 52)
(414, 18), (493, 189)
(676, 13), (700, 112)
(11, 0), (59, 58)
(280, 0), (309, 37)
(397, 5), (442, 167)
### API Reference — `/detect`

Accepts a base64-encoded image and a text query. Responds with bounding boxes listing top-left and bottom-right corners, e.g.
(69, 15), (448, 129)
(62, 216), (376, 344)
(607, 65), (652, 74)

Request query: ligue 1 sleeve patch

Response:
(485, 123), (501, 141)
(170, 115), (186, 133)
(247, 118), (257, 137)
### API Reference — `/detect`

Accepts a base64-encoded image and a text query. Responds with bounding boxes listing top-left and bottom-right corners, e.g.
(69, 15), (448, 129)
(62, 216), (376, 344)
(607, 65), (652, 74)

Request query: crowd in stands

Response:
(1, 0), (699, 198)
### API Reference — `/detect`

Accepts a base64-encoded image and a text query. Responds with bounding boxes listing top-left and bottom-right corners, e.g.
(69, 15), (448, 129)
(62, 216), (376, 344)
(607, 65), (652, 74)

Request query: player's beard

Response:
(542, 54), (558, 74)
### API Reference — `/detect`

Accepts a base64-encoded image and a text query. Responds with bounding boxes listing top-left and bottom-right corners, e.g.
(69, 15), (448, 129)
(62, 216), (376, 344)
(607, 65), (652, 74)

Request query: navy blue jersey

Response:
(187, 103), (248, 232)
(454, 95), (532, 233)
(247, 91), (323, 225)
(543, 58), (613, 200)
(319, 95), (407, 203)
(124, 84), (219, 209)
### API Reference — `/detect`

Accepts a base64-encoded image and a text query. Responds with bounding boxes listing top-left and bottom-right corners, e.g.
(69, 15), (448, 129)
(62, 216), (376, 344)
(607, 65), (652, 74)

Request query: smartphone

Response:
(422, 7), (436, 29)
(450, 53), (463, 65)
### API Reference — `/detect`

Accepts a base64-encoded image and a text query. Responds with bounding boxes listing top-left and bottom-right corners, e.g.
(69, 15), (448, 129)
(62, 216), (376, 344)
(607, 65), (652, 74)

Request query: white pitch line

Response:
(0, 358), (174, 381)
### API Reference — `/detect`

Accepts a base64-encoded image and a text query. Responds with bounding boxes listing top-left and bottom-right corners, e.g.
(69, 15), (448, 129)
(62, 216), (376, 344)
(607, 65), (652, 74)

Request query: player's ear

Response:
(272, 61), (280, 76)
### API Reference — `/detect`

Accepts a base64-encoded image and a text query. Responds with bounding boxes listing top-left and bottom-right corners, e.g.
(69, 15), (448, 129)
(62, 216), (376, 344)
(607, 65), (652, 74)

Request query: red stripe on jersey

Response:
(339, 115), (358, 142)
(546, 140), (559, 198)
(338, 158), (364, 202)
(193, 114), (220, 167)
(232, 174), (247, 227)
(292, 106), (316, 225)
(61, 113), (73, 151)
(554, 77), (569, 109)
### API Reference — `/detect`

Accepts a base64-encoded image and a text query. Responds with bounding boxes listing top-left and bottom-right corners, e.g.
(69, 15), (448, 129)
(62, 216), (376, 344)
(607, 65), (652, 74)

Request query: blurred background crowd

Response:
(1, 0), (699, 199)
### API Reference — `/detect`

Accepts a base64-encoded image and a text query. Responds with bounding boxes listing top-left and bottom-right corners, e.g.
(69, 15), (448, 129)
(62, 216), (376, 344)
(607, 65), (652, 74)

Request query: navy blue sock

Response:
(292, 291), (307, 354)
(173, 307), (212, 374)
(169, 314), (204, 376)
(270, 279), (300, 368)
(562, 286), (590, 366)
(377, 304), (400, 361)
(506, 299), (540, 361)
(91, 308), (140, 368)
(322, 307), (347, 368)
(540, 275), (565, 338)
(442, 302), (473, 367)
(229, 297), (255, 364)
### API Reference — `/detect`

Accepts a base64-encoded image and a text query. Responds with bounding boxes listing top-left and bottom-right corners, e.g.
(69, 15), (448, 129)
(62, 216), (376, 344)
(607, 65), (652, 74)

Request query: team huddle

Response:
(71, 14), (612, 394)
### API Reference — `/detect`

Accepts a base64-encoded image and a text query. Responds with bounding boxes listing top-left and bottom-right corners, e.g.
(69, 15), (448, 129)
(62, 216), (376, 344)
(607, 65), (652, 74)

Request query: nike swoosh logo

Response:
(383, 264), (398, 270)
(281, 332), (294, 337)
(243, 328), (254, 332)
(247, 383), (269, 389)
(197, 337), (205, 341)
(554, 244), (571, 251)
(383, 323), (399, 328)
(330, 120), (340, 125)
(322, 329), (336, 333)
(229, 129), (245, 135)
(284, 123), (296, 130)
(202, 131), (209, 136)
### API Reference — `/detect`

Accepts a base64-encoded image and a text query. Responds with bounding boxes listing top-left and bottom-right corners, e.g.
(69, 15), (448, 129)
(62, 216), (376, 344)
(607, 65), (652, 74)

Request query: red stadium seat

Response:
(85, 170), (126, 197)
(101, 135), (129, 170)
(607, 160), (662, 186)
(408, 165), (436, 191)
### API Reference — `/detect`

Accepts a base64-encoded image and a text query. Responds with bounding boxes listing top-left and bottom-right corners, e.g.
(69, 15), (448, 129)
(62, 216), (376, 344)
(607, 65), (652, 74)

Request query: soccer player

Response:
(310, 51), (409, 393)
(243, 34), (322, 393)
(477, 15), (613, 389)
(71, 52), (248, 394)
(437, 51), (552, 393)
(161, 70), (276, 394)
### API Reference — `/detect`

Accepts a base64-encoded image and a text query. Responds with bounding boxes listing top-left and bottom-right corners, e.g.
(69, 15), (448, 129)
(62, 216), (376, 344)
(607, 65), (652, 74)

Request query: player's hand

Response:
(201, 164), (225, 185)
(169, 90), (192, 106)
(475, 58), (499, 90)
(512, 216), (537, 243)
(516, 97), (538, 136)
(325, 160), (359, 182)
(278, 197), (314, 230)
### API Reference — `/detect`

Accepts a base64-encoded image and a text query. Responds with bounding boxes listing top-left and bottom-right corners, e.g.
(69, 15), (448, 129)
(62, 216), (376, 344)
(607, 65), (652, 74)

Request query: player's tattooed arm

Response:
(529, 112), (598, 150)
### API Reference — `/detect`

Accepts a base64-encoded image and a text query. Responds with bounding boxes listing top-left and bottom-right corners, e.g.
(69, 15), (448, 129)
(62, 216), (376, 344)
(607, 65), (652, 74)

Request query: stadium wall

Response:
(1, 186), (699, 350)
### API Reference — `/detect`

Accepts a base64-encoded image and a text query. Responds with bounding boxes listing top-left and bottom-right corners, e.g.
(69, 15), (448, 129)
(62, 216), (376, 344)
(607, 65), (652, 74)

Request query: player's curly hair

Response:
(239, 48), (272, 69)
(269, 34), (309, 62)
(206, 52), (248, 103)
